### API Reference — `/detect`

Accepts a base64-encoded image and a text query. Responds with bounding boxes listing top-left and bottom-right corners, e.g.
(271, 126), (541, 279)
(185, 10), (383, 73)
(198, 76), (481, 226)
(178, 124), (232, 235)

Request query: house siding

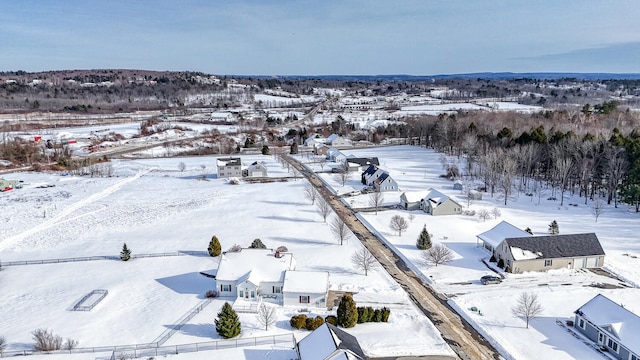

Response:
(283, 291), (326, 308)
(400, 195), (421, 211)
(430, 199), (462, 216)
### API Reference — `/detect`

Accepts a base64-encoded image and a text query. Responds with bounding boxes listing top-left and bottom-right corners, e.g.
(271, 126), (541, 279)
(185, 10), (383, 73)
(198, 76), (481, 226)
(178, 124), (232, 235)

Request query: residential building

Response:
(419, 188), (462, 216)
(297, 323), (366, 360)
(216, 157), (242, 178)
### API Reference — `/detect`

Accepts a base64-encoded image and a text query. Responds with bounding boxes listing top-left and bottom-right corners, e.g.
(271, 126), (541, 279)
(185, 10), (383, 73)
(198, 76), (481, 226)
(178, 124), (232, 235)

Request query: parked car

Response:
(480, 275), (502, 285)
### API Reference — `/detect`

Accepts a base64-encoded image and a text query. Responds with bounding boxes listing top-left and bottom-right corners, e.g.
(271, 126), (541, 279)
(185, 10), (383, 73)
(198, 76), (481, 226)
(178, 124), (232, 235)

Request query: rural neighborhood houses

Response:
(477, 221), (605, 273)
(296, 322), (367, 360)
(574, 294), (640, 360)
(419, 188), (462, 216)
(214, 248), (330, 308)
(217, 157), (269, 178)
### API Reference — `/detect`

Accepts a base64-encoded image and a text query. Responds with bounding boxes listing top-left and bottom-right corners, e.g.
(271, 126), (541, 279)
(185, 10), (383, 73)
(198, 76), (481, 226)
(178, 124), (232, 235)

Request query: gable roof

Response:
(477, 221), (531, 249)
(576, 294), (640, 355)
(216, 249), (296, 284)
(362, 164), (379, 176)
(505, 233), (605, 260)
(216, 157), (241, 167)
(421, 188), (461, 208)
(297, 323), (366, 360)
(327, 134), (340, 143)
(346, 157), (379, 167)
(283, 270), (329, 294)
(401, 190), (432, 203)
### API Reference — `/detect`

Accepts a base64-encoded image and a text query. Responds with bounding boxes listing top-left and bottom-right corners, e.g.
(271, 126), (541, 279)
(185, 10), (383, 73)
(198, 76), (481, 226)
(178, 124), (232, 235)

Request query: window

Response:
(598, 333), (603, 342)
(608, 339), (618, 352)
(221, 284), (231, 292)
(578, 318), (585, 329)
(299, 296), (310, 304)
(631, 354), (638, 360)
(544, 259), (553, 267)
(273, 286), (282, 294)
(239, 290), (244, 298)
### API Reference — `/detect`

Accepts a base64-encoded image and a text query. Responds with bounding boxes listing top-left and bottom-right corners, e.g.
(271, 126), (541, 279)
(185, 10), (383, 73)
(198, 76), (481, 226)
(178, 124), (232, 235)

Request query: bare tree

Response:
(316, 197), (332, 223)
(491, 207), (501, 219)
(604, 146), (628, 207)
(389, 215), (409, 236)
(511, 292), (544, 329)
(332, 162), (351, 186)
(178, 161), (186, 172)
(256, 303), (277, 331)
(303, 182), (318, 204)
(330, 216), (350, 245)
(318, 158), (327, 171)
(32, 329), (62, 351)
(478, 208), (491, 222)
(550, 146), (574, 206)
(368, 190), (384, 215)
(351, 247), (379, 275)
(0, 335), (6, 354)
(590, 197), (605, 222)
(408, 213), (415, 223)
(500, 154), (518, 205)
(422, 244), (454, 266)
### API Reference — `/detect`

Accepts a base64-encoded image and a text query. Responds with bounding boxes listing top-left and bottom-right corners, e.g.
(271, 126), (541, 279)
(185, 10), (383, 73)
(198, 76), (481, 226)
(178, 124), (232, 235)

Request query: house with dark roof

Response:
(574, 294), (640, 360)
(373, 172), (398, 192)
(361, 164), (387, 186)
(346, 157), (379, 172)
(494, 233), (605, 273)
(296, 322), (366, 360)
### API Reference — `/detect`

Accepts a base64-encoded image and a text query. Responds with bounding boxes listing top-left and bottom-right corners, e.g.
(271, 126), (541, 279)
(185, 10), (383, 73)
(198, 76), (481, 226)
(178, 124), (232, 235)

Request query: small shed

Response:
(453, 180), (463, 190)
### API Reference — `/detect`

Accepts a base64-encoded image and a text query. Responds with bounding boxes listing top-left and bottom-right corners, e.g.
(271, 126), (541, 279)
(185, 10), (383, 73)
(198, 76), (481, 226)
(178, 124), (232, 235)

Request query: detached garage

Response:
(283, 270), (329, 309)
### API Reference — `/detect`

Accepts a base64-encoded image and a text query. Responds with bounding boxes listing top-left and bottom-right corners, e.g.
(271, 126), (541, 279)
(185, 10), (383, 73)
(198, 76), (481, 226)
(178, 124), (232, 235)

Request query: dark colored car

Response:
(481, 275), (502, 285)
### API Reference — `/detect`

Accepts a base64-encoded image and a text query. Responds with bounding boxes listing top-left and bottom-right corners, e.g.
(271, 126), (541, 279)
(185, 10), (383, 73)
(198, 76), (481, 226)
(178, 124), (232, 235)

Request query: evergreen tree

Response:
(336, 294), (358, 328)
(249, 238), (266, 249)
(416, 224), (432, 250)
(208, 235), (222, 257)
(120, 243), (131, 261)
(215, 302), (241, 338)
(261, 145), (270, 155)
(290, 142), (298, 154)
(548, 220), (559, 235)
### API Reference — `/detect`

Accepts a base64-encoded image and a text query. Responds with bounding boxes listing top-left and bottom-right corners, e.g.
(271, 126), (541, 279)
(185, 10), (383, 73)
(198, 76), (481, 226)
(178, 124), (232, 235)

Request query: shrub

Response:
(228, 244), (242, 252)
(324, 315), (338, 326)
(120, 243), (131, 261)
(381, 307), (391, 322)
(205, 290), (218, 298)
(305, 316), (324, 331)
(208, 236), (222, 257)
(276, 246), (288, 253)
(32, 329), (62, 351)
(373, 309), (382, 322)
(337, 294), (358, 328)
(497, 259), (505, 269)
(357, 307), (369, 323)
(489, 255), (496, 263)
(290, 314), (307, 329)
(249, 238), (266, 249)
(62, 338), (79, 350)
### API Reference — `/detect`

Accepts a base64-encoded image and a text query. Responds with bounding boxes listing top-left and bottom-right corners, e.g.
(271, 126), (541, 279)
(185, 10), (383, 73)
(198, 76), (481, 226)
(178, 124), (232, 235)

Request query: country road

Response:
(284, 155), (502, 360)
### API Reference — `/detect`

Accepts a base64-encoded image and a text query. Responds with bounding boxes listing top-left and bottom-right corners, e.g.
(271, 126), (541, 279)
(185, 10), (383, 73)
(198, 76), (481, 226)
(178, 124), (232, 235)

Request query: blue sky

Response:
(1, 0), (638, 75)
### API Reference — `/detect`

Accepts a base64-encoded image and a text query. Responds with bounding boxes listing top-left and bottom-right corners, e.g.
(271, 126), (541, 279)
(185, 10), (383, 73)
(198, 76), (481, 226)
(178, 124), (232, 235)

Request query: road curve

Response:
(285, 155), (502, 360)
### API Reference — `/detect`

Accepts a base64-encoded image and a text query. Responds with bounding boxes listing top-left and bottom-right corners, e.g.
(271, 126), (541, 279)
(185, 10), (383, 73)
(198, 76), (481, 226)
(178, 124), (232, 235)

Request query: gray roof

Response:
(505, 233), (605, 259)
(217, 157), (241, 166)
(347, 157), (379, 167)
(326, 323), (366, 359)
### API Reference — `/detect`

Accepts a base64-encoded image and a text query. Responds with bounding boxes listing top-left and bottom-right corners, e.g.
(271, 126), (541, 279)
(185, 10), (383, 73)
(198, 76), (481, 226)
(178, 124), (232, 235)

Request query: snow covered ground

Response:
(3, 144), (640, 360)
(304, 145), (640, 360)
(0, 151), (453, 359)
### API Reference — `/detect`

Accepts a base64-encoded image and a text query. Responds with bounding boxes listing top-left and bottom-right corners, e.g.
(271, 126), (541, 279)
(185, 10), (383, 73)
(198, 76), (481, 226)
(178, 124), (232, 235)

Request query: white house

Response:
(283, 270), (329, 308)
(215, 248), (296, 302)
(373, 172), (399, 192)
(216, 157), (242, 178)
(243, 161), (268, 177)
(326, 134), (351, 147)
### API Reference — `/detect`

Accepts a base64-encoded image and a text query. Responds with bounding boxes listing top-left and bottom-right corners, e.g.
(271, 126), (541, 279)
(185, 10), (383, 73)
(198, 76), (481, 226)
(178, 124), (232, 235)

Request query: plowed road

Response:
(285, 155), (501, 360)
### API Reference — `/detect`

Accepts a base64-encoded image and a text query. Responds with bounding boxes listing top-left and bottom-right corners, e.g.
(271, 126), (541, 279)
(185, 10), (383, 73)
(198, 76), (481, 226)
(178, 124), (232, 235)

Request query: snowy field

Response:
(301, 145), (640, 360)
(0, 151), (453, 359)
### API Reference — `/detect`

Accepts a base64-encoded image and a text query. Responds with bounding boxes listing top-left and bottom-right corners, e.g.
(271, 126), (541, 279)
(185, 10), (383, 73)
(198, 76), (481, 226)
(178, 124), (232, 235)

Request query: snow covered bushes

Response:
(289, 314), (324, 330)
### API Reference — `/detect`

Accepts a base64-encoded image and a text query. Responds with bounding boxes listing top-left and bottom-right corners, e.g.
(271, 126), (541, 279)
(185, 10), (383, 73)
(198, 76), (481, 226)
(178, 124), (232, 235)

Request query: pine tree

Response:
(215, 302), (241, 338)
(416, 224), (432, 250)
(548, 220), (559, 235)
(208, 235), (222, 257)
(120, 243), (131, 261)
(249, 238), (266, 249)
(336, 294), (358, 328)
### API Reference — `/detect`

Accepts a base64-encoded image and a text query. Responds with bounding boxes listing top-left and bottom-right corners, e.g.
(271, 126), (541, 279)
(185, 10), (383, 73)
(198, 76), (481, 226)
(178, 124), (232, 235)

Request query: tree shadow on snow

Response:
(178, 174), (218, 180)
(169, 323), (216, 339)
(155, 272), (211, 296)
(257, 215), (316, 223)
(270, 236), (334, 246)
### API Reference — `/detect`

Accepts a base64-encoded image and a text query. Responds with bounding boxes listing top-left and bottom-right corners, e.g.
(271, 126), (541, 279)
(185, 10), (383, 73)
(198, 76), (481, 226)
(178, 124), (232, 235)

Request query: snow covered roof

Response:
(215, 249), (296, 284)
(421, 188), (460, 208)
(477, 221), (531, 249)
(401, 190), (432, 203)
(283, 270), (329, 294)
(576, 294), (640, 355)
(297, 323), (366, 360)
(506, 233), (605, 260)
(216, 157), (241, 167)
(327, 134), (340, 143)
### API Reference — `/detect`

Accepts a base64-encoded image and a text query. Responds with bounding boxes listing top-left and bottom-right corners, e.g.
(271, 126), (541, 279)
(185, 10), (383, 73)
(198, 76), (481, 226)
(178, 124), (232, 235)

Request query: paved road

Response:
(285, 155), (501, 360)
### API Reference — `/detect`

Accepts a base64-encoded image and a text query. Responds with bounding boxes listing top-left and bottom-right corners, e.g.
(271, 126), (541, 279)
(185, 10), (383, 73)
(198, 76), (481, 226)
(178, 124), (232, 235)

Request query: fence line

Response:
(1, 333), (295, 358)
(0, 251), (208, 267)
(151, 298), (214, 346)
(73, 289), (108, 311)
